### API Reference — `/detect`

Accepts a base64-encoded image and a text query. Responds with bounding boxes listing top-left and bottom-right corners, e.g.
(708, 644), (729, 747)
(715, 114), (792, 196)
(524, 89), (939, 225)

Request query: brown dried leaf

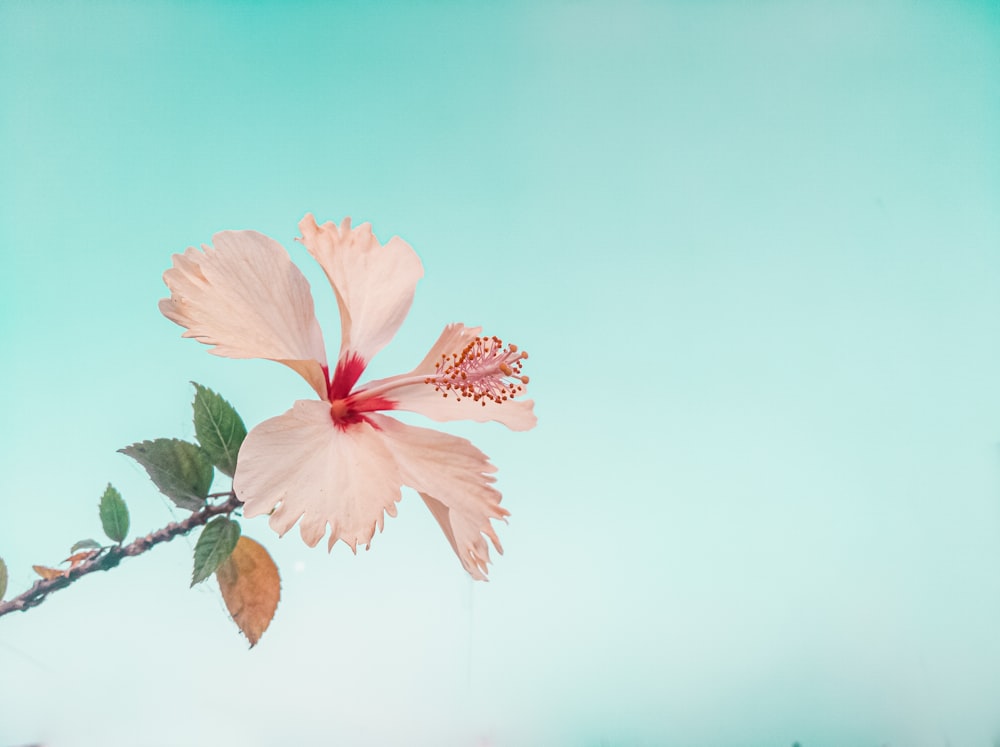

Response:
(63, 550), (99, 569)
(33, 565), (66, 580)
(215, 536), (280, 647)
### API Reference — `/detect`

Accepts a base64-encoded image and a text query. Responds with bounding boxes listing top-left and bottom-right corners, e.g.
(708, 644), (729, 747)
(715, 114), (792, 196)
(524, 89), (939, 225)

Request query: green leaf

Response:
(99, 484), (130, 543)
(192, 383), (247, 478)
(71, 539), (102, 553)
(192, 516), (241, 586)
(119, 439), (214, 510)
(0, 557), (7, 601)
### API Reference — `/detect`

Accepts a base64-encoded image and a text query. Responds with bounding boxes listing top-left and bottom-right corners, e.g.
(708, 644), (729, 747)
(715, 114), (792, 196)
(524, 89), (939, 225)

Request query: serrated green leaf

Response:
(119, 439), (213, 510)
(71, 539), (102, 553)
(99, 484), (130, 543)
(0, 557), (7, 601)
(192, 383), (247, 478)
(192, 516), (241, 586)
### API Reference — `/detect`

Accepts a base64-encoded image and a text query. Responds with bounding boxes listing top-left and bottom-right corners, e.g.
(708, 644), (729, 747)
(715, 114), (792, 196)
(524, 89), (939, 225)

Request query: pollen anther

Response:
(426, 335), (529, 405)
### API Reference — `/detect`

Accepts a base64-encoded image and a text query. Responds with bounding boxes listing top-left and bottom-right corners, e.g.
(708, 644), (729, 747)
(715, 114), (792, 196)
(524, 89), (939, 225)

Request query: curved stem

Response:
(0, 493), (242, 619)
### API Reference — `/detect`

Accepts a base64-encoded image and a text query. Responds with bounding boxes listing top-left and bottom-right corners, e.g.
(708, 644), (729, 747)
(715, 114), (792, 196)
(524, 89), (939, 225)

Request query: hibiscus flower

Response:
(159, 214), (536, 580)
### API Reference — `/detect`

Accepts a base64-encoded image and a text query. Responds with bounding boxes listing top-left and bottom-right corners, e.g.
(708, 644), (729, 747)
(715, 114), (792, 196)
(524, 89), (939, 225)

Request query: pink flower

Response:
(159, 214), (535, 580)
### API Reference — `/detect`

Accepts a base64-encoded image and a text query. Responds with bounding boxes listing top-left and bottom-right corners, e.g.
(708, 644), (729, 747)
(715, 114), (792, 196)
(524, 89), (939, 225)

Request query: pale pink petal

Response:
(359, 324), (537, 431)
(418, 493), (496, 582)
(234, 400), (403, 552)
(160, 230), (329, 400)
(383, 379), (536, 432)
(369, 414), (509, 580)
(298, 213), (424, 367)
(407, 322), (485, 376)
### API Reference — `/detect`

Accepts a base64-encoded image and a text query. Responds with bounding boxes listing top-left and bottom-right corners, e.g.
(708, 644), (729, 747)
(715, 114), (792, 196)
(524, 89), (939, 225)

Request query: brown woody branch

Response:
(0, 492), (242, 619)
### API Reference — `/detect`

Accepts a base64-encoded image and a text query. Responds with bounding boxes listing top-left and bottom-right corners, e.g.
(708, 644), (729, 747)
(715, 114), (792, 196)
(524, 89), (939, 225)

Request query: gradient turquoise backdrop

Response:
(2, 2), (999, 745)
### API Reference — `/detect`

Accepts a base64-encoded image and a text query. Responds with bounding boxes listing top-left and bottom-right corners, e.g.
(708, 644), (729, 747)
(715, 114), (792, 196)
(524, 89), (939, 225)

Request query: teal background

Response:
(2, 1), (999, 745)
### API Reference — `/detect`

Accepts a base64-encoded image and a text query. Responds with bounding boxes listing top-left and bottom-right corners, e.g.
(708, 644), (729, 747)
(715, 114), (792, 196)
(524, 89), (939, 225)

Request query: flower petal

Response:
(386, 379), (536, 432)
(160, 230), (329, 400)
(408, 322), (486, 376)
(368, 414), (509, 580)
(361, 324), (538, 431)
(298, 213), (424, 369)
(234, 400), (403, 552)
